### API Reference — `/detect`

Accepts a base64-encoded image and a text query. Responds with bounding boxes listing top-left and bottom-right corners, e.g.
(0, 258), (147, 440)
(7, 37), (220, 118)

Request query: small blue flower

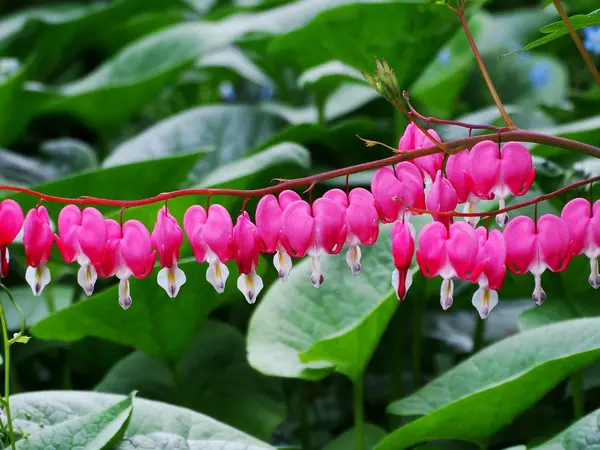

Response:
(436, 47), (451, 66)
(583, 25), (600, 55)
(529, 61), (552, 88)
(219, 81), (236, 102)
(259, 84), (274, 100)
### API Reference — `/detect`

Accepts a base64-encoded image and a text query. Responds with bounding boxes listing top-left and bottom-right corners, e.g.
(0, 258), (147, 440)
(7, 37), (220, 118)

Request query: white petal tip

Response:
(77, 264), (97, 297)
(345, 246), (362, 275)
(273, 251), (292, 282)
(532, 291), (547, 306)
(25, 264), (50, 296)
(495, 212), (509, 228)
(207, 260), (229, 294)
(237, 271), (263, 304)
(472, 286), (498, 319)
(440, 278), (454, 310)
(118, 278), (132, 310)
(158, 265), (187, 298)
(310, 274), (324, 288)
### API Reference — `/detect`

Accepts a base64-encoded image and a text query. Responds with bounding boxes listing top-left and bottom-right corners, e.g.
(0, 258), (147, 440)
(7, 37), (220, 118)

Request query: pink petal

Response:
(500, 142), (534, 196)
(395, 162), (426, 210)
(391, 221), (414, 270)
(203, 205), (233, 263)
(447, 222), (478, 279)
(347, 188), (379, 245)
(312, 197), (347, 255)
(279, 190), (302, 210)
(398, 122), (418, 151)
(472, 227), (506, 290)
(233, 212), (261, 274)
(323, 189), (349, 208)
(122, 220), (154, 278)
(78, 207), (108, 265)
(256, 195), (283, 253)
(151, 207), (183, 268)
(426, 171), (457, 226)
(416, 221), (448, 277)
(281, 200), (314, 257)
(446, 150), (471, 203)
(468, 141), (501, 198)
(23, 207), (53, 267)
(412, 129), (444, 181)
(561, 198), (591, 256)
(537, 214), (571, 272)
(0, 199), (24, 247)
(371, 167), (404, 223)
(183, 205), (208, 263)
(56, 205), (81, 263)
(592, 200), (600, 248)
(504, 216), (537, 274)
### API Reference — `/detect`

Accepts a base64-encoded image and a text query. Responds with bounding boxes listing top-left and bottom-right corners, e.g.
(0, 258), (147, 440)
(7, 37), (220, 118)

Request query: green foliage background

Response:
(0, 0), (599, 449)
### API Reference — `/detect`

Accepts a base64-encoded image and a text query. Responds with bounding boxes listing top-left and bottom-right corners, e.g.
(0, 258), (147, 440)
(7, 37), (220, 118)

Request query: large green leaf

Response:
(7, 391), (274, 449)
(15, 392), (135, 449)
(103, 105), (281, 181)
(247, 218), (428, 382)
(95, 321), (285, 440)
(379, 318), (600, 449)
(6, 152), (203, 218)
(31, 260), (239, 365)
(1, 285), (72, 331)
(268, 2), (457, 88)
(531, 407), (600, 450)
(323, 425), (387, 450)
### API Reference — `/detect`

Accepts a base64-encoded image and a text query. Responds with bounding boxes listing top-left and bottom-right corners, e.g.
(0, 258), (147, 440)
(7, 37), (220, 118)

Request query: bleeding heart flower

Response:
(391, 221), (415, 300)
(233, 212), (263, 304)
(466, 141), (536, 227)
(151, 206), (186, 298)
(416, 221), (478, 310)
(504, 214), (571, 305)
(183, 204), (233, 294)
(323, 188), (379, 275)
(256, 190), (301, 281)
(561, 198), (600, 288)
(469, 228), (506, 319)
(98, 219), (156, 310)
(426, 170), (457, 227)
(398, 122), (444, 186)
(0, 199), (24, 278)
(446, 150), (481, 225)
(371, 162), (425, 224)
(55, 205), (107, 296)
(23, 206), (53, 296)
(282, 197), (347, 288)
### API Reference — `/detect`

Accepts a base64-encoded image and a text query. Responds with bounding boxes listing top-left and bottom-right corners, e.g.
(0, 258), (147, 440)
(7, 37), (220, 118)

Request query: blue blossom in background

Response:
(436, 47), (451, 66)
(583, 26), (600, 55)
(219, 81), (236, 102)
(507, 40), (531, 60)
(529, 60), (551, 88)
(259, 84), (275, 100)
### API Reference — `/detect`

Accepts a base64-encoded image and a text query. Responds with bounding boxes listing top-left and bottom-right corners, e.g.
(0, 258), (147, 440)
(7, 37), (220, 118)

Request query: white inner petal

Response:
(463, 200), (480, 226)
(237, 270), (264, 304)
(25, 263), (51, 296)
(310, 255), (324, 288)
(158, 264), (187, 298)
(589, 258), (600, 289)
(118, 278), (132, 310)
(440, 277), (454, 310)
(532, 273), (546, 305)
(206, 259), (229, 294)
(472, 284), (498, 319)
(273, 249), (293, 282)
(345, 245), (362, 275)
(77, 263), (98, 297)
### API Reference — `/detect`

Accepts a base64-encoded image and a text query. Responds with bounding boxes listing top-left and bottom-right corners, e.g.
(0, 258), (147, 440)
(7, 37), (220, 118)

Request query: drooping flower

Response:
(323, 188), (379, 274)
(426, 170), (458, 226)
(416, 221), (478, 310)
(446, 149), (481, 225)
(282, 197), (347, 288)
(98, 219), (156, 309)
(398, 122), (444, 187)
(561, 198), (600, 288)
(371, 162), (425, 224)
(183, 204), (233, 293)
(465, 141), (536, 227)
(256, 190), (301, 281)
(504, 214), (571, 305)
(55, 205), (107, 296)
(470, 228), (506, 319)
(391, 220), (415, 300)
(23, 206), (54, 296)
(233, 212), (263, 304)
(151, 206), (186, 298)
(0, 199), (24, 278)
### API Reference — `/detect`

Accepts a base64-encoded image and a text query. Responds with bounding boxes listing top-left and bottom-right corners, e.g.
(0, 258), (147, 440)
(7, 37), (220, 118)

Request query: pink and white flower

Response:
(233, 212), (263, 303)
(0, 199), (24, 278)
(398, 122), (444, 187)
(446, 150), (481, 225)
(23, 206), (54, 295)
(151, 206), (186, 298)
(426, 170), (458, 226)
(391, 221), (415, 300)
(470, 228), (506, 318)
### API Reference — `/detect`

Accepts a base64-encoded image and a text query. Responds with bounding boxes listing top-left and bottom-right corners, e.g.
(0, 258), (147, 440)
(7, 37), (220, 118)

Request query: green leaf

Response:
(269, 2), (457, 89)
(380, 318), (600, 450)
(297, 61), (367, 102)
(7, 152), (203, 218)
(323, 425), (387, 450)
(15, 391), (135, 449)
(1, 285), (72, 331)
(503, 9), (600, 55)
(531, 407), (600, 450)
(31, 260), (237, 364)
(96, 321), (285, 440)
(103, 105), (281, 181)
(8, 391), (274, 449)
(198, 46), (273, 86)
(247, 218), (428, 382)
(530, 116), (600, 157)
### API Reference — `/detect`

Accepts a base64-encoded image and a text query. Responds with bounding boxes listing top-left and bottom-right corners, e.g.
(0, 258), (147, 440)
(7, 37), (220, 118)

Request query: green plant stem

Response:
(473, 318), (486, 353)
(354, 374), (365, 450)
(299, 381), (311, 450)
(0, 300), (16, 450)
(572, 371), (584, 419)
(412, 302), (423, 390)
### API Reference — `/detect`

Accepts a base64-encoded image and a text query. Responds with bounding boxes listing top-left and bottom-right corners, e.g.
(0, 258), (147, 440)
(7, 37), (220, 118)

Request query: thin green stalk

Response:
(0, 298), (16, 450)
(299, 382), (311, 450)
(572, 371), (584, 419)
(473, 318), (486, 353)
(412, 302), (423, 390)
(388, 310), (404, 429)
(354, 374), (365, 450)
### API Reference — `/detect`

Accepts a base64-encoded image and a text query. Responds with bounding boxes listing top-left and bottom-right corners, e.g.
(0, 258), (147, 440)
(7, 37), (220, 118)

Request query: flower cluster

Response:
(0, 123), (596, 318)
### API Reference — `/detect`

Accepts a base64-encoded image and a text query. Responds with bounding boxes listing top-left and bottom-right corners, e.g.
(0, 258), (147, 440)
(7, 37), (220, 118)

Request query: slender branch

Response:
(403, 91), (506, 132)
(452, 5), (516, 129)
(572, 371), (584, 419)
(0, 132), (598, 209)
(405, 175), (600, 217)
(552, 0), (600, 87)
